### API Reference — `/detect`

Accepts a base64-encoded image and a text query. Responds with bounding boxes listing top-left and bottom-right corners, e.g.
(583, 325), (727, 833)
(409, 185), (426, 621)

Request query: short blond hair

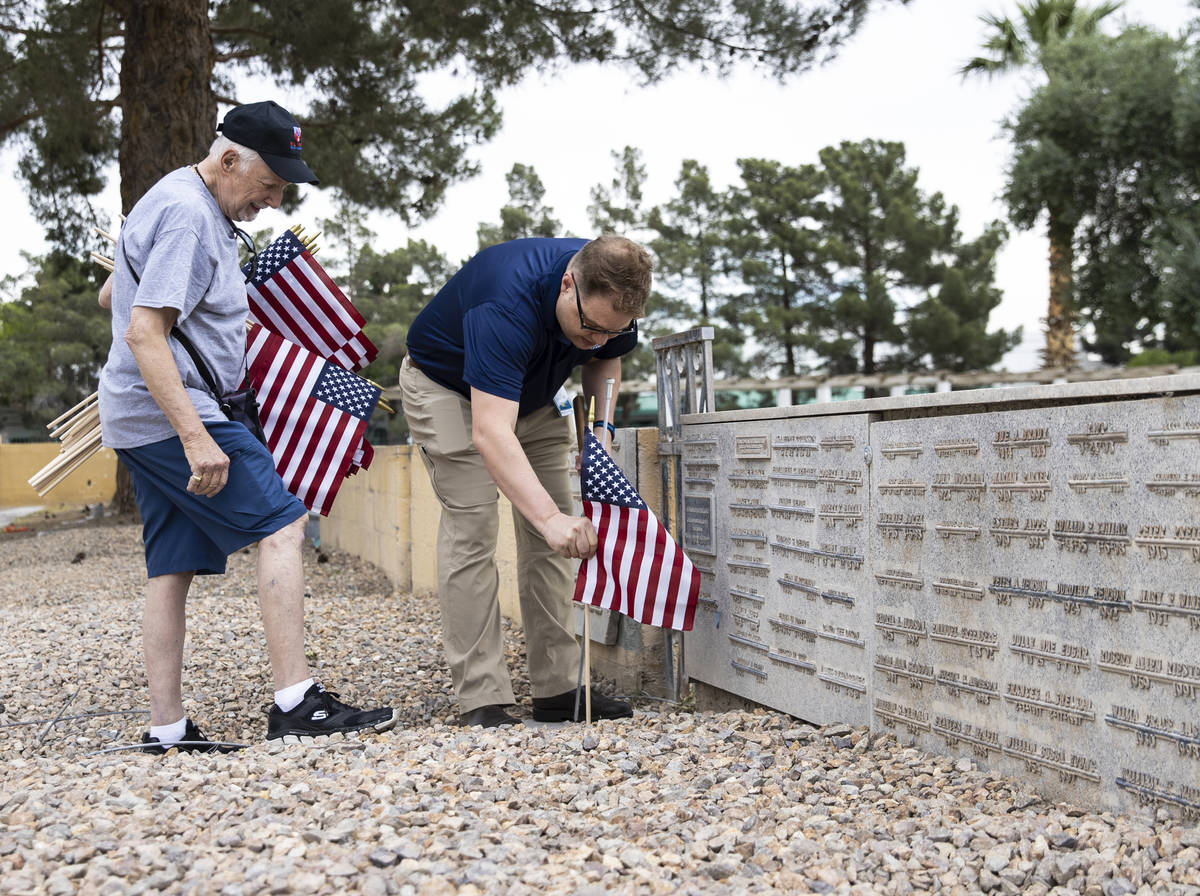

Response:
(570, 235), (653, 317)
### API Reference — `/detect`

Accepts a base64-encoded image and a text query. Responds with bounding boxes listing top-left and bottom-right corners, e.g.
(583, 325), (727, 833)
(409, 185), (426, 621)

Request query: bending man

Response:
(400, 235), (650, 727)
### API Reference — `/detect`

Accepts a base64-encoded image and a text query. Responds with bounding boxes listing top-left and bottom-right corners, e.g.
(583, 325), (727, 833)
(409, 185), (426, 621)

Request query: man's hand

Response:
(181, 429), (229, 497)
(542, 511), (598, 560)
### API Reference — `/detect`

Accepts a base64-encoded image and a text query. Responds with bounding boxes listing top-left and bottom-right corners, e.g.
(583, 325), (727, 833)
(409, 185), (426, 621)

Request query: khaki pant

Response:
(398, 356), (579, 713)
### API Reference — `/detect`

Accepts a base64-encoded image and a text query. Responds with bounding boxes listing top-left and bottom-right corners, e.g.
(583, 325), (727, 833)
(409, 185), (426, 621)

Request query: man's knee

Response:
(262, 513), (308, 551)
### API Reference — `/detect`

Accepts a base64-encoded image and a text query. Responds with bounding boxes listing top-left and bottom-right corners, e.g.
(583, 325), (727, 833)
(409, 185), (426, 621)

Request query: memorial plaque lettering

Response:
(683, 495), (714, 554)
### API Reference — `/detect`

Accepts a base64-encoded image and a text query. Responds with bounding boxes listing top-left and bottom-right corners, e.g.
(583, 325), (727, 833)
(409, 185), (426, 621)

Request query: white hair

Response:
(207, 135), (262, 171)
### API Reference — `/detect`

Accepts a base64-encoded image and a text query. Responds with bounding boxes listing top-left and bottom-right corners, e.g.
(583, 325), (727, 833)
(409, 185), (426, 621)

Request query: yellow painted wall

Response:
(0, 443), (117, 508)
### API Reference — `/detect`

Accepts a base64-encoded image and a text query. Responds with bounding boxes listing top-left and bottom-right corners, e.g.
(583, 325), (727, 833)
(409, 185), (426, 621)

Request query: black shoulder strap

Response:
(170, 326), (221, 398)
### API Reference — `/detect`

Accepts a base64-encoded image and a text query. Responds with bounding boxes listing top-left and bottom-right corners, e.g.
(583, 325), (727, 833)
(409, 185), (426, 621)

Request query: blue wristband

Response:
(592, 420), (616, 435)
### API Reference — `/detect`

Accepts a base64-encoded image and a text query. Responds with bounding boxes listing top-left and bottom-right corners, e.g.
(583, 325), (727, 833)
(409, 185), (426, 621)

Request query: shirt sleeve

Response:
(461, 303), (540, 402)
(132, 226), (216, 319)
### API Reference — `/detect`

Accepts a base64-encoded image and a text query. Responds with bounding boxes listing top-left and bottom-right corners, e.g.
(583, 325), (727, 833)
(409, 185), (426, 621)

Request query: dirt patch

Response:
(0, 504), (138, 539)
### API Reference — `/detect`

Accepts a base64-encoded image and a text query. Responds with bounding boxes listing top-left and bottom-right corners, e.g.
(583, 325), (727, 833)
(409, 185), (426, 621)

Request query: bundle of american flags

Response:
(573, 430), (699, 631)
(242, 228), (382, 514)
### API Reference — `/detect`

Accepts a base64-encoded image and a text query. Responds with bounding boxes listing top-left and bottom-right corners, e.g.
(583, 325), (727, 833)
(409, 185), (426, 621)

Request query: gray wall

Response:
(681, 374), (1200, 819)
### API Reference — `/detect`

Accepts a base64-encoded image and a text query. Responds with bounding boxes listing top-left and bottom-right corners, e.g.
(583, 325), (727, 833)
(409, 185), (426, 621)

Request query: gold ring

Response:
(191, 474), (203, 482)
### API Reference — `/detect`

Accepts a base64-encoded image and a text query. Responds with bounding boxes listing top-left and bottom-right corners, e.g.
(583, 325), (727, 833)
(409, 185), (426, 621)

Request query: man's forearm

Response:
(125, 311), (208, 443)
(474, 421), (563, 530)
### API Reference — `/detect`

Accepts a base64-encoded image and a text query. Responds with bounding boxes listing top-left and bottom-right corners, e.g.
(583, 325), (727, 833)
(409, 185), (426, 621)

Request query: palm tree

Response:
(961, 0), (1123, 368)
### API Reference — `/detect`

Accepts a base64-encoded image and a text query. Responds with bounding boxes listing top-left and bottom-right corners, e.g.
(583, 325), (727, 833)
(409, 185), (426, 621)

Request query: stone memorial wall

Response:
(681, 379), (1200, 818)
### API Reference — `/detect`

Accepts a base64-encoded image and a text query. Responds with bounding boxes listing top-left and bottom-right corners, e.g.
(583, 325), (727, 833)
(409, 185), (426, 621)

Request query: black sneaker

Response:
(532, 689), (633, 722)
(140, 719), (234, 754)
(266, 682), (397, 743)
(460, 704), (521, 728)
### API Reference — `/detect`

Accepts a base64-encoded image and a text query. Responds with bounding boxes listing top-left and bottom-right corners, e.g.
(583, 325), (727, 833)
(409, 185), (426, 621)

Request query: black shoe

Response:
(266, 683), (397, 743)
(532, 689), (633, 722)
(140, 719), (234, 754)
(460, 704), (520, 728)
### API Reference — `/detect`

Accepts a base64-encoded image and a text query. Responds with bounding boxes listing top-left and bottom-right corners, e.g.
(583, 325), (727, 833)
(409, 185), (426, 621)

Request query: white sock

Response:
(274, 677), (315, 713)
(149, 716), (187, 746)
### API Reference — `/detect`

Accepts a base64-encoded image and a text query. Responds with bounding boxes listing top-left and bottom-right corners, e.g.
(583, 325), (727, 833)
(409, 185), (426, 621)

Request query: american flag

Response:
(245, 324), (381, 515)
(573, 430), (699, 631)
(245, 230), (378, 371)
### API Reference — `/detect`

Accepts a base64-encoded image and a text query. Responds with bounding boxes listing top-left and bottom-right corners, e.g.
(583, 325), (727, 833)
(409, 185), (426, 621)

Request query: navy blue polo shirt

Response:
(406, 238), (637, 417)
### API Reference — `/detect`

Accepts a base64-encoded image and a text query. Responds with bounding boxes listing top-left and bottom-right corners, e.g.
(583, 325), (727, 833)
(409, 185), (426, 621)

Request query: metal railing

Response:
(652, 327), (714, 701)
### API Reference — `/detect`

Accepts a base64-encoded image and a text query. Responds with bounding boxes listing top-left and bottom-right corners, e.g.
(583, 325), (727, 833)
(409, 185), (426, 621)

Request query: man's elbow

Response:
(123, 318), (159, 358)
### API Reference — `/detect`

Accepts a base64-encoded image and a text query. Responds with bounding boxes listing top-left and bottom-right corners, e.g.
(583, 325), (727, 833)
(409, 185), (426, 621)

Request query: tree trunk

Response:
(117, 0), (216, 206)
(109, 0), (215, 515)
(1043, 209), (1076, 368)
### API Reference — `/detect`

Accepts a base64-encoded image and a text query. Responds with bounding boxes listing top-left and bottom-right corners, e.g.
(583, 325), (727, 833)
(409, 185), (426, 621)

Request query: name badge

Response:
(553, 386), (573, 417)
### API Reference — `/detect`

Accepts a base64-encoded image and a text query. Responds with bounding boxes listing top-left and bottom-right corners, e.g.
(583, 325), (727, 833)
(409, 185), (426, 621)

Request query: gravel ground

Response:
(1, 520), (1198, 895)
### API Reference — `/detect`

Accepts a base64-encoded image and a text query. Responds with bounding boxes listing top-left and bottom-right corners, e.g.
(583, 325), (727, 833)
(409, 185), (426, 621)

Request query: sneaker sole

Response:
(268, 709), (399, 744)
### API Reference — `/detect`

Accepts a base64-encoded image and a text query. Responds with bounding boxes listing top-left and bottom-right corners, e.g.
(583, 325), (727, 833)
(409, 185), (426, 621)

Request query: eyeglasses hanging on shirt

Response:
(232, 225), (258, 283)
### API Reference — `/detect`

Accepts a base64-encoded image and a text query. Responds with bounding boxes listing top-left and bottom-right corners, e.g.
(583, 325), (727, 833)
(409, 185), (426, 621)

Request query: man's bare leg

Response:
(144, 571), (193, 726)
(257, 513), (311, 690)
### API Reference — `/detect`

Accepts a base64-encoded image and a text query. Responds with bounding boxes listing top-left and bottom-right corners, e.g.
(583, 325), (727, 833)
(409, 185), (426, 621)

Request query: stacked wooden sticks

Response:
(28, 394), (103, 497)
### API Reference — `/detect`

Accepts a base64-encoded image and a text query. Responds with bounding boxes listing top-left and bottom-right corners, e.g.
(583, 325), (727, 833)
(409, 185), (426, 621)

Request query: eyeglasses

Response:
(573, 274), (636, 336)
(232, 225), (258, 283)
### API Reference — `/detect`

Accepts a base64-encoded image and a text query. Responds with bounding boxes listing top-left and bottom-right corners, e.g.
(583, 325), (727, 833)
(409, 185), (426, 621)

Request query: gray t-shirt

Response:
(99, 167), (249, 449)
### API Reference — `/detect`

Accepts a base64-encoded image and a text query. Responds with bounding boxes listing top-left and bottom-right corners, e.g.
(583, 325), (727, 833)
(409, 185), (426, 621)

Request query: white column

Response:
(816, 384), (833, 403)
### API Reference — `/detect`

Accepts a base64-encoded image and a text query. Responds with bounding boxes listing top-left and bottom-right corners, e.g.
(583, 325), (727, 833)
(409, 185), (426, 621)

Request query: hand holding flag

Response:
(573, 430), (699, 631)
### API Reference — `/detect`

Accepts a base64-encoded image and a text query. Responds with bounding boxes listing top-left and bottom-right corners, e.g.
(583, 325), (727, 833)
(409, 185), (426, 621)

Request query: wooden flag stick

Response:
(90, 252), (114, 272)
(47, 392), (97, 430)
(93, 226), (117, 244)
(571, 394), (593, 725)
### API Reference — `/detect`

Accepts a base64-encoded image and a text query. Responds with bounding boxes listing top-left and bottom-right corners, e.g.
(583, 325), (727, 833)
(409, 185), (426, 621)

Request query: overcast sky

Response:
(1, 0), (1195, 372)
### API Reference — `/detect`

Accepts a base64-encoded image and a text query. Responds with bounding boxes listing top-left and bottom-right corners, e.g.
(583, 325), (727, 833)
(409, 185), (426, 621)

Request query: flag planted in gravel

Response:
(245, 324), (380, 515)
(573, 430), (699, 630)
(244, 229), (377, 371)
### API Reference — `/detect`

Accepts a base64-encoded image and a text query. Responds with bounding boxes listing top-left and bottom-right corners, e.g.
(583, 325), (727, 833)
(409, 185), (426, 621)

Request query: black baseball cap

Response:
(217, 101), (319, 185)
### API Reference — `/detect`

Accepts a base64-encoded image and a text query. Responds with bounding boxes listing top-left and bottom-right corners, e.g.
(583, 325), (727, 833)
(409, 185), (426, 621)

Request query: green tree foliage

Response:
(477, 164), (562, 249)
(817, 140), (1016, 376)
(0, 0), (904, 253)
(961, 0), (1124, 367)
(726, 158), (826, 376)
(904, 223), (1021, 370)
(1007, 27), (1195, 363)
(0, 253), (111, 424)
(588, 147), (648, 237)
(644, 160), (746, 377)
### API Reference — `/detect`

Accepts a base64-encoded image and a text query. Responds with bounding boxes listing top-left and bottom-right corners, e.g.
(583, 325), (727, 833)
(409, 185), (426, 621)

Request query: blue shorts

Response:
(116, 421), (308, 578)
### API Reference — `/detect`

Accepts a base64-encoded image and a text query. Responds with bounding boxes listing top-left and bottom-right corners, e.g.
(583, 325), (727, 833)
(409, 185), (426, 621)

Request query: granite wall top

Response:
(685, 373), (1200, 425)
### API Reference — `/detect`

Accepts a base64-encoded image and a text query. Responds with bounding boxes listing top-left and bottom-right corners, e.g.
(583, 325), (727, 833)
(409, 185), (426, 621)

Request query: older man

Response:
(399, 235), (651, 727)
(98, 101), (395, 751)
